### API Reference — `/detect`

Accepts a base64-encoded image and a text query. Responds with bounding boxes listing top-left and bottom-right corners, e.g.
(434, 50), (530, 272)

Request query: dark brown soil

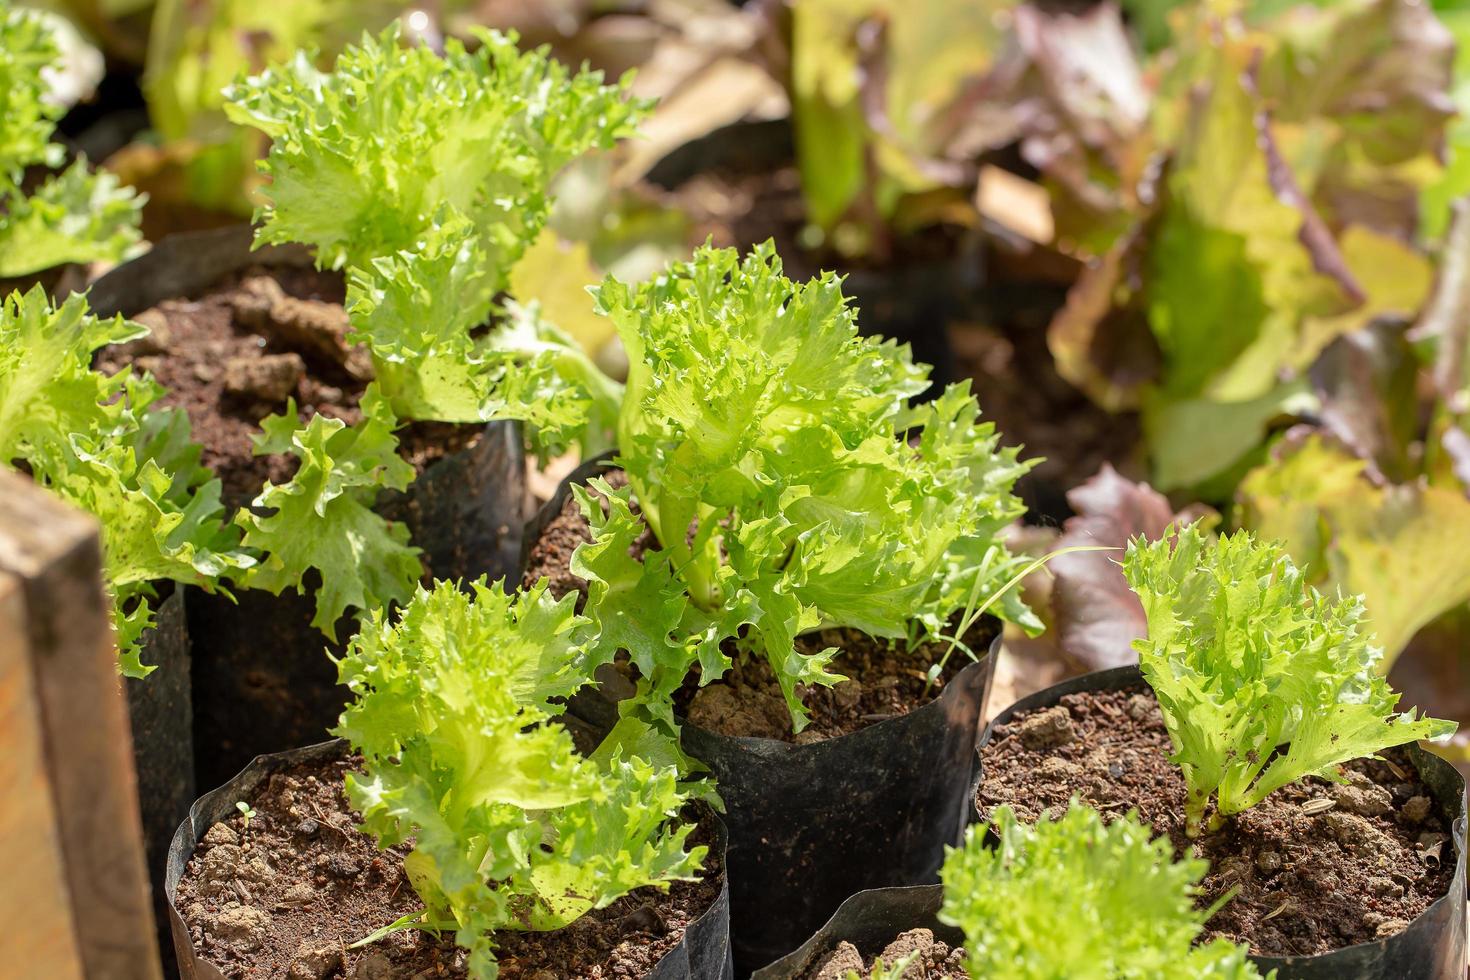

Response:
(679, 619), (997, 743)
(803, 928), (967, 979)
(175, 754), (723, 980)
(522, 467), (998, 742)
(977, 687), (1456, 957)
(97, 265), (480, 511)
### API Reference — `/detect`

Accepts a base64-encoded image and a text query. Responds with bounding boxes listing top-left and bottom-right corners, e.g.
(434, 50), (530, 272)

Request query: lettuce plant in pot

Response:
(519, 241), (1041, 968)
(0, 3), (144, 294)
(0, 286), (249, 961)
(755, 800), (1266, 979)
(975, 526), (1465, 977)
(95, 20), (649, 785)
(167, 578), (732, 979)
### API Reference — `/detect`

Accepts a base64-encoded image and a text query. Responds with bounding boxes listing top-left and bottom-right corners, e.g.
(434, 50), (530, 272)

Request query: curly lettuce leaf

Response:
(0, 288), (247, 676)
(334, 579), (703, 979)
(521, 751), (702, 931)
(569, 478), (778, 733)
(0, 287), (140, 465)
(224, 22), (647, 282)
(0, 158), (145, 277)
(51, 433), (248, 676)
(344, 215), (500, 423)
(229, 21), (644, 430)
(478, 301), (625, 459)
(578, 243), (1034, 731)
(235, 386), (421, 639)
(941, 803), (1266, 979)
(1123, 524), (1456, 835)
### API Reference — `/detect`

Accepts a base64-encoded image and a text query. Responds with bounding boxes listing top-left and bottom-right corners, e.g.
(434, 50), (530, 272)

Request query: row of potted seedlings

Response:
(162, 509), (1469, 977)
(3, 13), (1463, 980)
(160, 221), (1038, 978)
(763, 528), (1467, 978)
(158, 237), (1468, 976)
(4, 21), (648, 933)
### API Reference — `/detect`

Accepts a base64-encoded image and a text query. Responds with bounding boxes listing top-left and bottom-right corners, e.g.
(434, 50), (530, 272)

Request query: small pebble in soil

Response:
(1400, 795), (1432, 824)
(213, 905), (270, 948)
(1330, 773), (1394, 817)
(287, 942), (344, 980)
(350, 951), (394, 980)
(1320, 811), (1387, 857)
(202, 823), (238, 847)
(1016, 705), (1074, 749)
(224, 352), (304, 403)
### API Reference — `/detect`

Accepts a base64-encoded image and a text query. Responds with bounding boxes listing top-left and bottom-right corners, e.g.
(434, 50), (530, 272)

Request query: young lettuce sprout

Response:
(844, 952), (919, 980)
(941, 802), (1267, 979)
(224, 22), (647, 445)
(0, 288), (250, 675)
(0, 4), (143, 276)
(573, 241), (1039, 733)
(1123, 525), (1456, 836)
(333, 579), (705, 980)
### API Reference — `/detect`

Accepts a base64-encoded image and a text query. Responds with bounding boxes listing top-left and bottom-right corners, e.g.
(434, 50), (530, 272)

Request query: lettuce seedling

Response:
(216, 22), (646, 636)
(1123, 525), (1456, 836)
(572, 242), (1039, 732)
(0, 287), (250, 675)
(0, 4), (143, 276)
(225, 22), (646, 440)
(843, 953), (919, 980)
(334, 579), (705, 979)
(940, 802), (1266, 979)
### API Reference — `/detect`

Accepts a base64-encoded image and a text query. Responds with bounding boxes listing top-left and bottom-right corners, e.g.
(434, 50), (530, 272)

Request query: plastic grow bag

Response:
(750, 884), (960, 980)
(165, 739), (735, 980)
(973, 665), (1469, 980)
(524, 451), (999, 972)
(125, 587), (192, 978)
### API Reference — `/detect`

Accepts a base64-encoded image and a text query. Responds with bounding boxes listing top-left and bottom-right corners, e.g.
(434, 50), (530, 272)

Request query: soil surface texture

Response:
(97, 266), (478, 511)
(175, 754), (723, 979)
(522, 468), (997, 742)
(803, 928), (967, 979)
(977, 686), (1456, 956)
(678, 620), (994, 743)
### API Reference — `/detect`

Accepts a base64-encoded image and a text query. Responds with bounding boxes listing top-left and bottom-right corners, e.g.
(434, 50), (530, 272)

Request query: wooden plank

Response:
(0, 469), (161, 980)
(0, 568), (84, 977)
